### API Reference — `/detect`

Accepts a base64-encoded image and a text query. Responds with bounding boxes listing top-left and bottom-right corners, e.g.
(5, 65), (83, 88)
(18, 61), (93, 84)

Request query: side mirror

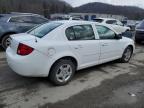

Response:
(115, 34), (122, 39)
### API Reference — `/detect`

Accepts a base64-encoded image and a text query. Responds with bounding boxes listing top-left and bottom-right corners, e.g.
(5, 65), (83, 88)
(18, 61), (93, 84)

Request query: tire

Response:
(49, 59), (76, 86)
(1, 34), (12, 50)
(120, 46), (133, 63)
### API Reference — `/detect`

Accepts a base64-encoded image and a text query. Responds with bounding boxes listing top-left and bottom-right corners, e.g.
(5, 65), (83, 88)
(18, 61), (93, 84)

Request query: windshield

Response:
(28, 22), (63, 38)
(136, 20), (144, 29)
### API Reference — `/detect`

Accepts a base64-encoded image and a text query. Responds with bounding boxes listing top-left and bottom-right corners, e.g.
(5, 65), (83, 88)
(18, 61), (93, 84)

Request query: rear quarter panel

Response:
(31, 40), (79, 73)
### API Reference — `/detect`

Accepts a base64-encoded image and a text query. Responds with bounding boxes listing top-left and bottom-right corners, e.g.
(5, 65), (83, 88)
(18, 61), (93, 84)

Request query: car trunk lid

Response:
(9, 33), (39, 53)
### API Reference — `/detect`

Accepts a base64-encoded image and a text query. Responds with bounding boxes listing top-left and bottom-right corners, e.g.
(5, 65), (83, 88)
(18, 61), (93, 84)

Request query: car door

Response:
(65, 24), (100, 68)
(96, 25), (123, 64)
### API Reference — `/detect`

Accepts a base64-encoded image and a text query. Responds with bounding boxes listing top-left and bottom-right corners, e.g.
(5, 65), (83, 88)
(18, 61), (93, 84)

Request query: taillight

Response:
(17, 43), (34, 56)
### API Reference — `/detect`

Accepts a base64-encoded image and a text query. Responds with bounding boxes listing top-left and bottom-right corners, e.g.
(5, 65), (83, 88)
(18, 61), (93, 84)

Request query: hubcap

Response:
(5, 37), (11, 47)
(56, 64), (72, 83)
(124, 48), (132, 61)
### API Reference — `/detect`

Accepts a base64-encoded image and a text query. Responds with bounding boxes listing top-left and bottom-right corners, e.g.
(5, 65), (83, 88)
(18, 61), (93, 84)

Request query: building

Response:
(50, 14), (71, 20)
(70, 13), (125, 21)
(50, 13), (126, 21)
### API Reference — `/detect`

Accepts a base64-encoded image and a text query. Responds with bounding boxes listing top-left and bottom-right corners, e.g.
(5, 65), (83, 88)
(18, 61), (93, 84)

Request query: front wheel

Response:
(49, 59), (76, 86)
(120, 46), (133, 63)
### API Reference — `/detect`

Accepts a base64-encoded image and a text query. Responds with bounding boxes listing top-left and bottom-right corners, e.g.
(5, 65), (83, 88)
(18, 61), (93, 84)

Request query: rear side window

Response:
(28, 22), (63, 38)
(65, 27), (75, 40)
(96, 25), (116, 39)
(66, 25), (95, 41)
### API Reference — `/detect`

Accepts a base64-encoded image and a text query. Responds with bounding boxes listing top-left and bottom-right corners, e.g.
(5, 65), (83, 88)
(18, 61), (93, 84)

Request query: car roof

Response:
(53, 20), (99, 25)
(52, 20), (119, 34)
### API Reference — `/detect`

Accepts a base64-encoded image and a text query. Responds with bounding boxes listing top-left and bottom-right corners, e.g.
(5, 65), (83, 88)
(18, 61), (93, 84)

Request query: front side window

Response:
(96, 25), (116, 39)
(28, 22), (63, 38)
(66, 25), (95, 41)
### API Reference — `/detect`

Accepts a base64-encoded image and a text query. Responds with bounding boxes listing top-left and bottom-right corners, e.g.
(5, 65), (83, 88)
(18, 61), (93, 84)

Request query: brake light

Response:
(17, 43), (34, 56)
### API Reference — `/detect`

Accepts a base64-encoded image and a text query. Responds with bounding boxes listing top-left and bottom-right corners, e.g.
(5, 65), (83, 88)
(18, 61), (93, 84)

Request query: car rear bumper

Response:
(6, 47), (51, 77)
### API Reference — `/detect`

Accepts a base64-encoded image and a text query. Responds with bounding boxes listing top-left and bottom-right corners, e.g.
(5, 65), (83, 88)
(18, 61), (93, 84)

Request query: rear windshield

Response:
(136, 20), (144, 29)
(28, 22), (63, 38)
(93, 19), (103, 23)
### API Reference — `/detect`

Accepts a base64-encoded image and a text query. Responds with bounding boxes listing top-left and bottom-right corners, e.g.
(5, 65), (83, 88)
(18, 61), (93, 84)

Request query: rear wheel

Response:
(120, 46), (133, 63)
(49, 59), (76, 86)
(1, 34), (12, 50)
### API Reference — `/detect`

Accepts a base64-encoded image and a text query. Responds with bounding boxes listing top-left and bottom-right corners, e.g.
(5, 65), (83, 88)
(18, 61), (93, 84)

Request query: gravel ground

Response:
(0, 44), (144, 108)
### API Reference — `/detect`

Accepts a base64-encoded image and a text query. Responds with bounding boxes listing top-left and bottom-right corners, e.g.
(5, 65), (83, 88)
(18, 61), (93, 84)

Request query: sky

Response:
(63, 0), (144, 8)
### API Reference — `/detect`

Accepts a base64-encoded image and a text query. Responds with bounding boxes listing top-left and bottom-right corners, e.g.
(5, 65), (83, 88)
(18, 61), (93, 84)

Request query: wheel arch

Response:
(123, 44), (134, 55)
(121, 43), (134, 58)
(127, 44), (134, 53)
(48, 56), (78, 76)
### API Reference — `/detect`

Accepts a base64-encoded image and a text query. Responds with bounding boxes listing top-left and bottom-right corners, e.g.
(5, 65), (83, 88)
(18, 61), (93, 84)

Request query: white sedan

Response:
(6, 21), (135, 85)
(93, 18), (130, 34)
